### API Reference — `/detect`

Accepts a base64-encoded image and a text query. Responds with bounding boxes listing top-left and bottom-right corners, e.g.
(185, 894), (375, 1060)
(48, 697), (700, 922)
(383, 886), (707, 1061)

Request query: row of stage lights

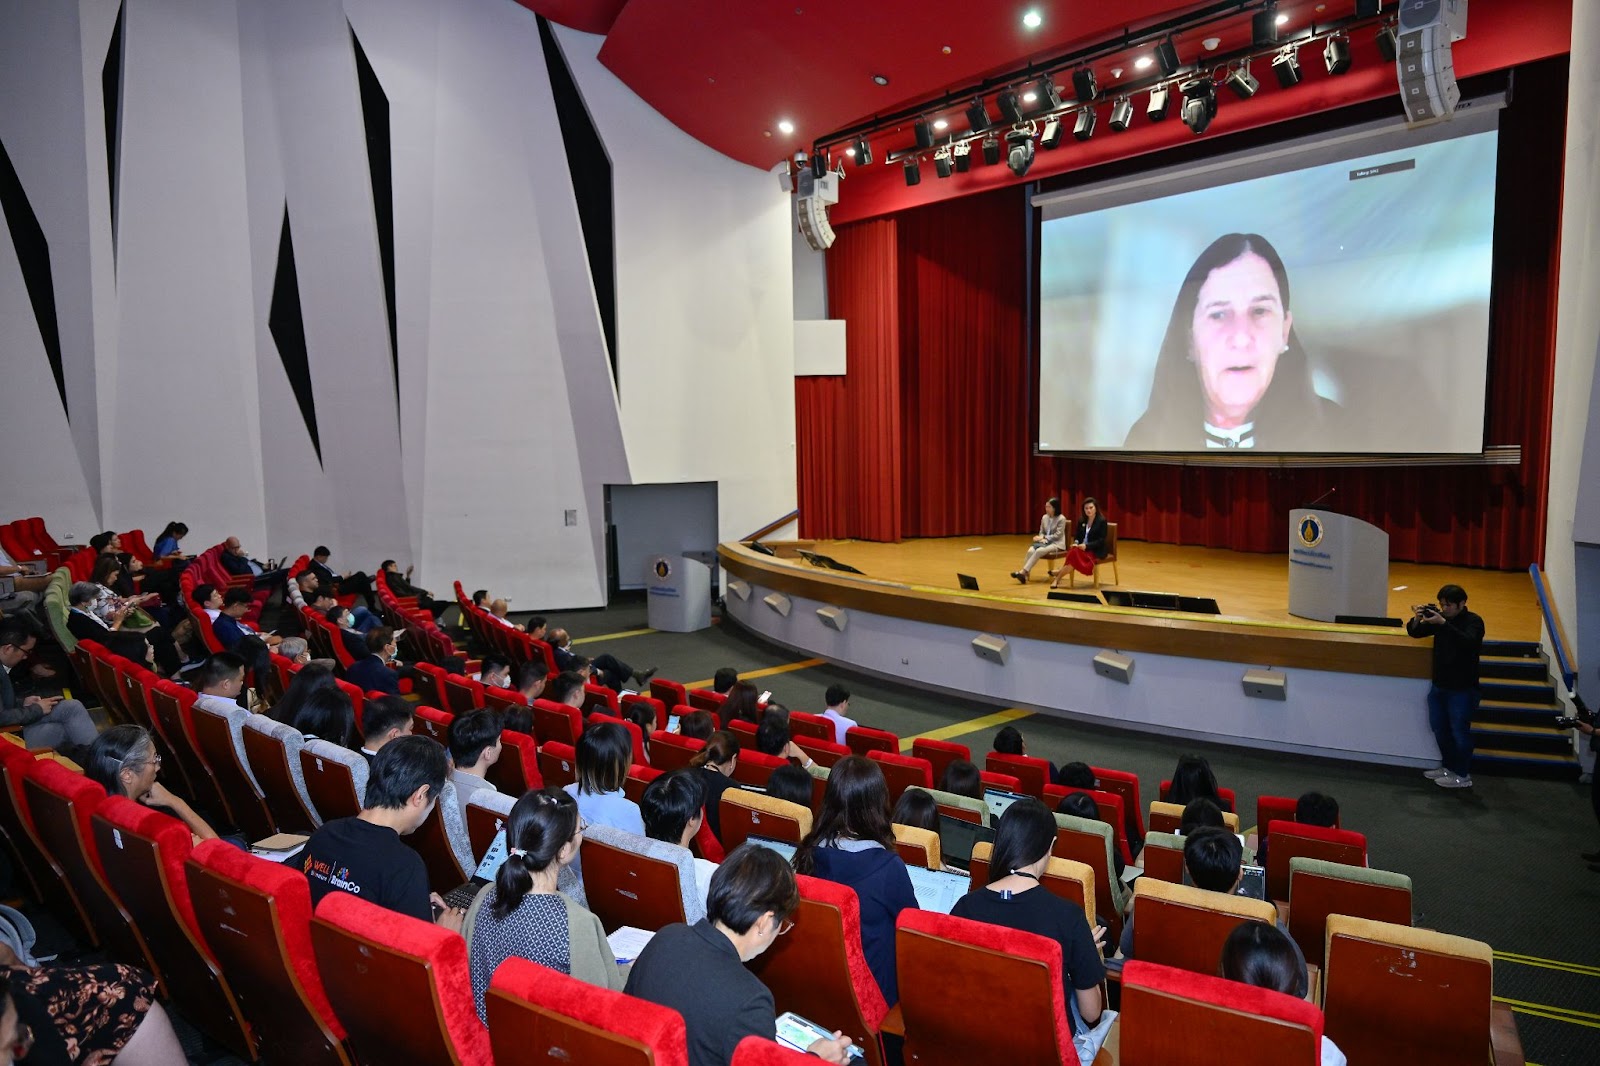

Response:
(852, 12), (1402, 186)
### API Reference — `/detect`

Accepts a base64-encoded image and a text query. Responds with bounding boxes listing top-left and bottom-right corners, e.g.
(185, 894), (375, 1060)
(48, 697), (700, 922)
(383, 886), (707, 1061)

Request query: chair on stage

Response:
(1061, 521), (1118, 589)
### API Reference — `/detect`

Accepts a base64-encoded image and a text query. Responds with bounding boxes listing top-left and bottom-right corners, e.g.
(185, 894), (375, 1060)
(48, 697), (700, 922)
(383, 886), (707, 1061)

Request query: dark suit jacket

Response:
(344, 656), (399, 695)
(624, 921), (775, 1066)
(211, 612), (257, 650)
(0, 666), (45, 727)
(337, 628), (372, 663)
(66, 610), (150, 664)
(308, 560), (339, 587)
(1073, 515), (1109, 558)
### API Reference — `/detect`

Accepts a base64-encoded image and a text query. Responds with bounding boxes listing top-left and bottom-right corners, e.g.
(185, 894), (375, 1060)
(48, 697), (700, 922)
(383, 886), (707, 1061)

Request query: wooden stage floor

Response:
(788, 535), (1542, 641)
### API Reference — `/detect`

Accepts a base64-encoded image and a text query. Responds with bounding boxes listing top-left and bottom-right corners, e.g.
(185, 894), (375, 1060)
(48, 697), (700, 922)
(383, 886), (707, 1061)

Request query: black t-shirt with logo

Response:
(289, 816), (431, 922)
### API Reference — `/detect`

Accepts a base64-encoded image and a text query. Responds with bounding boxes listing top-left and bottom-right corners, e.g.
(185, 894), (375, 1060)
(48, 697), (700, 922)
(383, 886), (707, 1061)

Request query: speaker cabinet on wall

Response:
(763, 592), (792, 617)
(971, 634), (1010, 665)
(1242, 669), (1287, 700)
(1093, 651), (1134, 684)
(816, 606), (848, 632)
(728, 579), (751, 601)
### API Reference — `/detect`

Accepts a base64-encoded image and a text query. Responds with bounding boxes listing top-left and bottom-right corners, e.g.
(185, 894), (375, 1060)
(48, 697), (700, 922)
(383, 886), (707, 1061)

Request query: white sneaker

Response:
(1435, 773), (1474, 789)
(1423, 766), (1450, 779)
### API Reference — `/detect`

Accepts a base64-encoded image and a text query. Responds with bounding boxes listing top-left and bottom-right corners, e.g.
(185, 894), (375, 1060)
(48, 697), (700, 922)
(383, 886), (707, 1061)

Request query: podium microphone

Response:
(1304, 486), (1337, 509)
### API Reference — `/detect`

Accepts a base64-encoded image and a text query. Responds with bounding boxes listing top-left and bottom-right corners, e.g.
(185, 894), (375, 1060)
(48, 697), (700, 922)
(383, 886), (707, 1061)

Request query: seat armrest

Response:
(1490, 1002), (1525, 1066)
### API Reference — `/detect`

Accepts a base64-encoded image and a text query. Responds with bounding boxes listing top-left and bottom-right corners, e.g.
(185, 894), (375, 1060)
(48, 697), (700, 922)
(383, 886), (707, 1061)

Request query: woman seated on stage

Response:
(1051, 497), (1109, 588)
(1012, 497), (1067, 584)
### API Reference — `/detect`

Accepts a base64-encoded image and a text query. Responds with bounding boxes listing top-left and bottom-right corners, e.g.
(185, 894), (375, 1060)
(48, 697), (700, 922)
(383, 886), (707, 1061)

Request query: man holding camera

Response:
(1406, 584), (1485, 789)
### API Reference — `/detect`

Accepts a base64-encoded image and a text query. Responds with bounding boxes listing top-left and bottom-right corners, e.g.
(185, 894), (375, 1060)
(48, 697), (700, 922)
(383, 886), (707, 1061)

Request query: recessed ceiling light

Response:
(933, 118), (948, 130)
(777, 119), (795, 134)
(1276, 12), (1289, 24)
(1022, 91), (1038, 103)
(1135, 56), (1154, 70)
(845, 147), (856, 156)
(1022, 10), (1042, 30)
(1203, 36), (1222, 50)
(872, 74), (890, 85)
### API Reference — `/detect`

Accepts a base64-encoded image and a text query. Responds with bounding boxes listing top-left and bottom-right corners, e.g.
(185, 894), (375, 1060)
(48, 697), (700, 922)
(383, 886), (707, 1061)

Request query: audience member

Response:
(764, 764), (815, 810)
(792, 756), (916, 1004)
(1169, 754), (1231, 812)
(448, 709), (503, 818)
(292, 687), (356, 747)
(821, 684), (857, 745)
(625, 845), (854, 1066)
(564, 721), (644, 835)
(276, 635), (311, 666)
(151, 520), (191, 560)
(1220, 923), (1347, 1065)
(0, 627), (98, 759)
(290, 735), (464, 929)
(1257, 791), (1340, 870)
(510, 660), (546, 705)
(525, 615), (548, 642)
(486, 599), (522, 630)
(753, 707), (815, 769)
(477, 656), (512, 691)
(951, 797), (1110, 1057)
(268, 661), (337, 727)
(678, 709), (716, 741)
(1058, 792), (1125, 877)
(379, 560), (449, 619)
(358, 695), (416, 763)
(306, 546), (374, 609)
(465, 788), (614, 1022)
(1058, 762), (1097, 789)
(711, 667), (739, 695)
(892, 788), (941, 834)
(691, 731), (741, 840)
(547, 670), (587, 709)
(0, 951), (188, 1066)
(622, 701), (657, 760)
(1180, 798), (1226, 834)
(66, 581), (161, 672)
(939, 758), (983, 799)
(322, 603), (372, 662)
(345, 628), (403, 695)
(221, 536), (287, 591)
(994, 724), (1061, 785)
(192, 652), (249, 715)
(641, 769), (718, 908)
(192, 583), (223, 621)
(719, 681), (761, 728)
(84, 724), (217, 842)
(547, 627), (653, 692)
(213, 587), (280, 686)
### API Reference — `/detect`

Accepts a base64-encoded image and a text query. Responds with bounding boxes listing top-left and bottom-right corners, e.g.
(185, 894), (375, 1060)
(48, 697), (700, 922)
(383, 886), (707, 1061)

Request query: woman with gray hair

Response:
(84, 724), (218, 842)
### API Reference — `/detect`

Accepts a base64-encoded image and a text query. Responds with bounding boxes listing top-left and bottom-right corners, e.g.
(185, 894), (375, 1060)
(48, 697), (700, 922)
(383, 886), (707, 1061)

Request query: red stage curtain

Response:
(799, 59), (1565, 570)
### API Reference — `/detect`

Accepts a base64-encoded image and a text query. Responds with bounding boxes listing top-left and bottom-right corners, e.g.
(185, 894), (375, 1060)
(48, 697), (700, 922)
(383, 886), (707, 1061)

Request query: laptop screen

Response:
(1181, 862), (1267, 901)
(905, 865), (972, 915)
(983, 788), (1029, 824)
(473, 828), (512, 882)
(747, 836), (798, 864)
(937, 814), (996, 869)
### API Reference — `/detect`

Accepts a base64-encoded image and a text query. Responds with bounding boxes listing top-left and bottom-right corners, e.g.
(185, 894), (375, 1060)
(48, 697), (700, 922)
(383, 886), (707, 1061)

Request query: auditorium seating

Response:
(966, 842), (1096, 923)
(583, 683), (621, 716)
(1091, 764), (1146, 846)
(311, 891), (493, 1066)
(731, 748), (787, 788)
(486, 956), (689, 1066)
(299, 739), (368, 821)
(687, 688), (725, 713)
(1051, 784), (1134, 866)
(891, 824), (942, 869)
(1126, 876), (1278, 978)
(413, 704), (454, 744)
(622, 693), (670, 732)
(1158, 780), (1238, 813)
(590, 711), (649, 764)
(866, 750), (934, 804)
(1263, 821), (1366, 902)
(985, 751), (1053, 799)
(148, 679), (229, 816)
(580, 823), (703, 932)
(719, 790), (812, 851)
(242, 713), (321, 832)
(727, 718), (759, 749)
(538, 741), (579, 789)
(624, 763), (665, 804)
(0, 742), (85, 935)
(466, 791), (516, 863)
(186, 840), (353, 1065)
(748, 874), (891, 1066)
(907, 784), (987, 825)
(732, 1038), (815, 1065)
(190, 699), (277, 840)
(845, 725), (899, 757)
(404, 779), (473, 892)
(1148, 799), (1240, 836)
(911, 738), (970, 788)
(1052, 811), (1129, 943)
(895, 909), (1080, 1065)
(979, 769), (1024, 793)
(649, 678), (690, 714)
(793, 734), (850, 768)
(532, 699), (584, 747)
(487, 729), (542, 796)
(647, 730), (705, 772)
(1135, 831), (1186, 884)
(1117, 960), (1323, 1065)
(1287, 859), (1413, 969)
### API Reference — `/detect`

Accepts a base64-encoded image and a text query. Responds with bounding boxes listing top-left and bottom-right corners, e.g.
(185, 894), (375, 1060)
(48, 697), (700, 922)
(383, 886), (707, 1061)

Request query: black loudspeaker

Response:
(1333, 614), (1403, 627)
(1355, 0), (1382, 16)
(1102, 590), (1220, 614)
(1048, 591), (1102, 604)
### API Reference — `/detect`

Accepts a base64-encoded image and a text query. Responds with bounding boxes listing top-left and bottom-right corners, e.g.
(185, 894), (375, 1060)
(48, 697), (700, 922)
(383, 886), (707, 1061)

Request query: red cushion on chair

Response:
(732, 1036), (817, 1065)
(1122, 959), (1324, 1038)
(866, 750), (934, 787)
(27, 759), (107, 852)
(1265, 820), (1365, 853)
(796, 874), (889, 1029)
(190, 838), (345, 1038)
(315, 891), (491, 1066)
(95, 795), (204, 942)
(844, 726), (898, 756)
(694, 815), (726, 863)
(489, 956), (689, 1066)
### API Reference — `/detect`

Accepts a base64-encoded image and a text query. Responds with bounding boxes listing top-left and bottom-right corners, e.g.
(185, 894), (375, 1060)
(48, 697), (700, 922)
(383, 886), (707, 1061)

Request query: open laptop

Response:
(983, 787), (1029, 825)
(956, 573), (979, 591)
(905, 865), (972, 915)
(441, 828), (514, 910)
(746, 835), (798, 864)
(937, 814), (996, 872)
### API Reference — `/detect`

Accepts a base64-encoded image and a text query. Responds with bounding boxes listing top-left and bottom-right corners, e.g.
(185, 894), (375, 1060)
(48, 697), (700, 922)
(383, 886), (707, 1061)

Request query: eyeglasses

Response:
(776, 919), (794, 936)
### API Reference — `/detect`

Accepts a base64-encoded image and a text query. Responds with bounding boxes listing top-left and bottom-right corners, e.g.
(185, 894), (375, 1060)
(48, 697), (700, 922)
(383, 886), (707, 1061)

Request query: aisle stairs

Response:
(1471, 639), (1580, 778)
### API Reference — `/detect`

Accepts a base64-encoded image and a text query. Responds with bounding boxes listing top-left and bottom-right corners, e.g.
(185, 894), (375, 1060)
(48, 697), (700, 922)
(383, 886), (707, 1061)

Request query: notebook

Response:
(937, 814), (996, 871)
(905, 865), (972, 915)
(983, 787), (1029, 824)
(746, 835), (798, 864)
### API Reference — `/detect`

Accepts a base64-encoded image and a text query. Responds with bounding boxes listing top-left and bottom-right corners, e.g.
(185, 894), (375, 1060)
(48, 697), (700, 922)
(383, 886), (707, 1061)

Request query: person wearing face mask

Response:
(344, 627), (405, 695)
(625, 844), (855, 1066)
(324, 603), (374, 663)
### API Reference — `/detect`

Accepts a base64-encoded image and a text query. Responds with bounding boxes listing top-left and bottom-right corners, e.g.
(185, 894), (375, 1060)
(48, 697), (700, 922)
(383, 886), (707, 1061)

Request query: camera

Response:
(1555, 717), (1582, 729)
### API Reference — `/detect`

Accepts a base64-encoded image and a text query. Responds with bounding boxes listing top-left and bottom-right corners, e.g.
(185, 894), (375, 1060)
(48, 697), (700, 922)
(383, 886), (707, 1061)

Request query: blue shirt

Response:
(563, 783), (645, 836)
(153, 535), (180, 558)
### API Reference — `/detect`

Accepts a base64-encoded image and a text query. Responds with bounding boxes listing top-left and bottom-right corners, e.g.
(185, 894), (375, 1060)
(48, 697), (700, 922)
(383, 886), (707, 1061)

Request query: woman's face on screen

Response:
(1189, 251), (1293, 427)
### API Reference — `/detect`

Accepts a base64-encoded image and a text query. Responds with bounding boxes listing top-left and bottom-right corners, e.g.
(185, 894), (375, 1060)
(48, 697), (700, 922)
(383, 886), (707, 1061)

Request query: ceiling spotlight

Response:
(903, 157), (921, 186)
(966, 97), (992, 134)
(1005, 128), (1035, 176)
(1180, 76), (1217, 135)
(1155, 38), (1181, 76)
(1276, 12), (1289, 24)
(1272, 47), (1302, 88)
(934, 149), (953, 179)
(845, 147), (855, 157)
(1324, 33), (1352, 75)
(1022, 91), (1038, 103)
(1022, 9), (1042, 30)
(933, 118), (949, 130)
(1040, 118), (1063, 148)
(1135, 56), (1154, 71)
(853, 137), (873, 165)
(777, 120), (795, 135)
(1202, 36), (1222, 51)
(872, 74), (890, 86)
(1147, 84), (1172, 122)
(1226, 61), (1259, 100)
(981, 134), (1001, 166)
(1073, 108), (1097, 141)
(1072, 68), (1098, 104)
(953, 141), (972, 172)
(998, 90), (1026, 123)
(1253, 2), (1280, 47)
(913, 117), (934, 149)
(1109, 95), (1135, 131)
(1035, 74), (1064, 113)
(1375, 22), (1399, 61)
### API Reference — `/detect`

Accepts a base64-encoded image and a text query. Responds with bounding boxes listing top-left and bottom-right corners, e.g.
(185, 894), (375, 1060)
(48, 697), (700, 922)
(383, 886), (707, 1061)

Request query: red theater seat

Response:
(866, 750), (934, 805)
(845, 726), (899, 758)
(1118, 960), (1323, 1065)
(648, 730), (706, 773)
(486, 956), (688, 1066)
(911, 738), (970, 789)
(985, 751), (1051, 800)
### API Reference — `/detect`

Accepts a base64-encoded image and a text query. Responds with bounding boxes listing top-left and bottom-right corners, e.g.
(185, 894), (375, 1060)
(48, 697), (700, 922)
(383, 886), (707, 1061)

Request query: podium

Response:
(645, 554), (712, 632)
(1287, 510), (1389, 623)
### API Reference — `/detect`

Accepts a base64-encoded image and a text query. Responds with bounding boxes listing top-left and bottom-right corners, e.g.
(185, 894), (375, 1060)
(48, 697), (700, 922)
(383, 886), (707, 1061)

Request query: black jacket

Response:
(1406, 608), (1485, 690)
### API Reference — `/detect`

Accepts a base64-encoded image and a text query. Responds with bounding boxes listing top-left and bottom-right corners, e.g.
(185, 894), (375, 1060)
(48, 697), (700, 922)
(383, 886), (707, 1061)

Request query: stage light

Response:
(1040, 118), (1064, 149)
(810, 151), (828, 178)
(777, 119), (795, 135)
(932, 118), (948, 131)
(1109, 95), (1135, 131)
(1272, 47), (1303, 87)
(853, 137), (872, 165)
(1226, 61), (1259, 100)
(1072, 68), (1098, 103)
(1324, 33), (1352, 75)
(1356, 0), (1383, 15)
(1180, 76), (1217, 135)
(966, 96), (991, 134)
(1073, 107), (1096, 141)
(903, 157), (921, 185)
(1134, 55), (1154, 71)
(913, 117), (934, 148)
(1147, 84), (1172, 122)
(1034, 74), (1064, 114)
(1005, 128), (1035, 176)
(1022, 9), (1042, 30)
(1375, 21), (1399, 61)
(1155, 38), (1181, 76)
(933, 149), (953, 178)
(997, 90), (1026, 123)
(1253, 2), (1280, 47)
(953, 141), (972, 172)
(981, 134), (1001, 165)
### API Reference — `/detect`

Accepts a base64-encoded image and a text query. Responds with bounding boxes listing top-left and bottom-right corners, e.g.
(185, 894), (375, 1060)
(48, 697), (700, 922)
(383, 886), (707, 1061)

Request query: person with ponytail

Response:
(690, 730), (741, 841)
(950, 797), (1110, 1063)
(465, 788), (619, 1023)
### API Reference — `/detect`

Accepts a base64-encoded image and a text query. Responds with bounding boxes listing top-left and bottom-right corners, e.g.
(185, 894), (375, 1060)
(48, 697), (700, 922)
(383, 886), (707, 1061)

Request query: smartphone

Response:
(1236, 864), (1267, 901)
(759, 690), (772, 704)
(775, 1013), (862, 1059)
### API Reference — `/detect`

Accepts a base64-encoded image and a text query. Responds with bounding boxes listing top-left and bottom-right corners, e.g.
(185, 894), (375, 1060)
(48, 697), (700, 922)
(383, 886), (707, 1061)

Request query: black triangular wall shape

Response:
(537, 15), (618, 389)
(269, 207), (323, 466)
(0, 137), (68, 419)
(102, 0), (124, 261)
(349, 22), (399, 420)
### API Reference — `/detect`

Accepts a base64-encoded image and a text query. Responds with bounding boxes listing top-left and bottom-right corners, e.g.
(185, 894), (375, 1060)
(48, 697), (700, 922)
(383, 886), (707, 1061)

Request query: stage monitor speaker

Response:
(1333, 613), (1403, 627)
(1093, 650), (1134, 684)
(1395, 0), (1467, 126)
(1048, 591), (1102, 605)
(1102, 589), (1221, 614)
(728, 579), (751, 602)
(1243, 668), (1287, 700)
(971, 633), (1010, 665)
(816, 606), (848, 632)
(763, 592), (792, 617)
